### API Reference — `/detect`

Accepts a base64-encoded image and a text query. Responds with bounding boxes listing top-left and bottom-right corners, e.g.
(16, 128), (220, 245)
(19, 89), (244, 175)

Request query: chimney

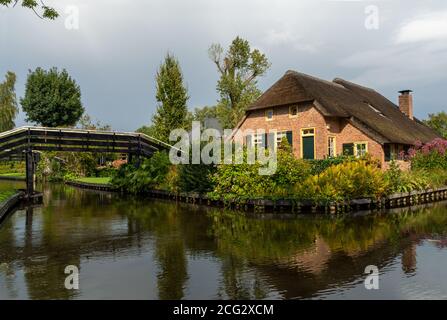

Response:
(398, 90), (414, 120)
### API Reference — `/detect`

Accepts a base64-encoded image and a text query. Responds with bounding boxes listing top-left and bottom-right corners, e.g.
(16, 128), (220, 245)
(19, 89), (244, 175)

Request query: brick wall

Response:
(335, 121), (385, 164)
(235, 102), (386, 165)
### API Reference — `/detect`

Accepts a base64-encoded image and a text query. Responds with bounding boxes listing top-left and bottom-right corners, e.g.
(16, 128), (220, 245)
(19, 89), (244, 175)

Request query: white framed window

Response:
(302, 128), (315, 136)
(253, 133), (264, 146)
(276, 131), (286, 145)
(354, 142), (368, 157)
(328, 136), (336, 157)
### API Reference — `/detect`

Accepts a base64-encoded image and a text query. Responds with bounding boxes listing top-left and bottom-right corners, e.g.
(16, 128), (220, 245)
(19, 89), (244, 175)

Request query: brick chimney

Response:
(398, 90), (414, 120)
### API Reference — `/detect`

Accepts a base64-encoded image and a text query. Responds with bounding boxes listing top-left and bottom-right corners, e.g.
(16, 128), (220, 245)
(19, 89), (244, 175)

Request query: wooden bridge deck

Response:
(0, 126), (170, 159)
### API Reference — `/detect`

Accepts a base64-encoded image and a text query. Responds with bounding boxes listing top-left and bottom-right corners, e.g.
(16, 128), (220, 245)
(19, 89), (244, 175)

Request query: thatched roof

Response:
(247, 70), (439, 144)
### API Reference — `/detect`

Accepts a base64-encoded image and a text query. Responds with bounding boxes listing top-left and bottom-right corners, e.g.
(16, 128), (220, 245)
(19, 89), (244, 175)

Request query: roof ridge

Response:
(333, 77), (376, 92)
(286, 70), (346, 89)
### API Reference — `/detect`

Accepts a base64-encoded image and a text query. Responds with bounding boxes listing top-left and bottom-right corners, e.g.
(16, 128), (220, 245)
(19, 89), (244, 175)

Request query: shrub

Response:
(209, 147), (311, 200)
(177, 163), (216, 193)
(309, 153), (381, 175)
(420, 168), (447, 188)
(0, 161), (25, 175)
(95, 167), (117, 177)
(36, 151), (99, 181)
(109, 163), (136, 190)
(308, 155), (353, 175)
(110, 151), (171, 193)
(409, 138), (447, 170)
(297, 160), (388, 203)
(384, 161), (432, 193)
(160, 165), (180, 193)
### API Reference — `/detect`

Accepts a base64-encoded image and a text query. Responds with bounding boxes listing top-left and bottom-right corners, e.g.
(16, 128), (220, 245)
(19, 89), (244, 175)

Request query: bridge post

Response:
(135, 156), (141, 168)
(25, 150), (35, 196)
(136, 135), (142, 168)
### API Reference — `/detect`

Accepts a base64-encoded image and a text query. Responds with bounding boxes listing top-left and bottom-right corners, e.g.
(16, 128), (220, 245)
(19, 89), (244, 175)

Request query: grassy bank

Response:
(72, 177), (111, 185)
(0, 173), (26, 179)
(0, 190), (17, 203)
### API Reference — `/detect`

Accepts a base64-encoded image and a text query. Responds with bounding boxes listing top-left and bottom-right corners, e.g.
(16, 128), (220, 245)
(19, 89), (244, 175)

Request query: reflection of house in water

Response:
(254, 237), (421, 299)
(402, 243), (417, 275)
(286, 237), (332, 275)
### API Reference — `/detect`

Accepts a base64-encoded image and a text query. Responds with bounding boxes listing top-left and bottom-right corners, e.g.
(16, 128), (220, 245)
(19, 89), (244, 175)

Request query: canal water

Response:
(1, 180), (447, 300)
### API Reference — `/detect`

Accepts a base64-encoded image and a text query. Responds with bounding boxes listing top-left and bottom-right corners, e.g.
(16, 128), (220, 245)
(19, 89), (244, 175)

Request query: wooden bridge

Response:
(0, 126), (171, 196)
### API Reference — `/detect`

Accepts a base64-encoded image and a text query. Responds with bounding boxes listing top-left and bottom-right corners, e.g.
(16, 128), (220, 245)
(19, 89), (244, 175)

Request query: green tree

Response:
(209, 36), (270, 128)
(21, 67), (84, 127)
(136, 124), (157, 137)
(193, 105), (219, 127)
(0, 0), (58, 19)
(77, 113), (111, 131)
(424, 111), (447, 138)
(0, 71), (19, 132)
(151, 54), (189, 143)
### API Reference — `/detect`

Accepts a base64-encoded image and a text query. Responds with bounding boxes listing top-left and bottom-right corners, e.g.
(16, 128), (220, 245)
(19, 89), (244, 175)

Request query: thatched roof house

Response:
(233, 70), (439, 166)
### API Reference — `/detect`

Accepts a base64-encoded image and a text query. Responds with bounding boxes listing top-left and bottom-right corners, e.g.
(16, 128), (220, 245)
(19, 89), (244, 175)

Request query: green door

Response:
(302, 136), (315, 159)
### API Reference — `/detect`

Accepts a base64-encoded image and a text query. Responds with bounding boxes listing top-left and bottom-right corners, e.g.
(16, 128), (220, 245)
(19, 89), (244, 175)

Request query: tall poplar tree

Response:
(151, 54), (189, 142)
(0, 71), (19, 132)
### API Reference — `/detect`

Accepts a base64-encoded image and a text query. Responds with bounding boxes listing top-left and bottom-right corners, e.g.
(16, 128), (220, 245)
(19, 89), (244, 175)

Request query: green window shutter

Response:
(261, 133), (267, 148)
(286, 131), (293, 147)
(384, 144), (391, 161)
(342, 143), (354, 156)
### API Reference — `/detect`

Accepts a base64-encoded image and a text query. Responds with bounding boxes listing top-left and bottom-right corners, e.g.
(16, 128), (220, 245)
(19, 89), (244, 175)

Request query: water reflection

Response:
(1, 182), (447, 299)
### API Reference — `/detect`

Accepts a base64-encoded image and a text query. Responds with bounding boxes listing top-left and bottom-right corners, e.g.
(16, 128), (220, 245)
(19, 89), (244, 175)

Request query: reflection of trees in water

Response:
(115, 200), (193, 300)
(0, 189), (148, 299)
(155, 237), (188, 299)
(206, 204), (447, 298)
(23, 207), (80, 300)
(0, 212), (20, 298)
(217, 254), (269, 300)
(2, 183), (447, 299)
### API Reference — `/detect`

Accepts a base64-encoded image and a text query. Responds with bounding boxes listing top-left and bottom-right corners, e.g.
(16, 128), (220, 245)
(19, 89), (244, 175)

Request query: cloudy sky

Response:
(1, 0), (446, 131)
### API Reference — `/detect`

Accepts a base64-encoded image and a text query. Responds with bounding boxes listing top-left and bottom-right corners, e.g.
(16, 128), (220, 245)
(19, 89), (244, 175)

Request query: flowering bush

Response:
(408, 138), (447, 170)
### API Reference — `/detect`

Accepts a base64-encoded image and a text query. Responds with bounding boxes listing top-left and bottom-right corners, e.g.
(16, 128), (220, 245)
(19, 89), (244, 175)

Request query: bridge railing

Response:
(0, 126), (171, 160)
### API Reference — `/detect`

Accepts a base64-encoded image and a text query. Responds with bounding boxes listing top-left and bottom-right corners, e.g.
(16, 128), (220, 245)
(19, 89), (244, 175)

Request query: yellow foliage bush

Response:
(295, 160), (388, 203)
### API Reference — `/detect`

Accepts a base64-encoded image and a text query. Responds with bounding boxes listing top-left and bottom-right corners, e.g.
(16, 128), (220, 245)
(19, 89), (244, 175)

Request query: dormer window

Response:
(289, 105), (298, 118)
(265, 109), (274, 121)
(367, 103), (387, 118)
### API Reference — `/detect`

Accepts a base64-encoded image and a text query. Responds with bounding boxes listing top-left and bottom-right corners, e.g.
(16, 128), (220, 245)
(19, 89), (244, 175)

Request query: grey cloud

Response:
(1, 0), (446, 130)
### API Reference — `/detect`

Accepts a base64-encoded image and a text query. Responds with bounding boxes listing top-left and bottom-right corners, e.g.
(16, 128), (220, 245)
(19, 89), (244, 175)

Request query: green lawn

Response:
(73, 177), (111, 185)
(0, 190), (17, 203)
(0, 173), (26, 179)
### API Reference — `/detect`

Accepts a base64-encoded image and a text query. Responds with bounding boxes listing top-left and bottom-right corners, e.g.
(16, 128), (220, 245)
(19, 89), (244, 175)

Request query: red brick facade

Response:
(234, 102), (386, 165)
